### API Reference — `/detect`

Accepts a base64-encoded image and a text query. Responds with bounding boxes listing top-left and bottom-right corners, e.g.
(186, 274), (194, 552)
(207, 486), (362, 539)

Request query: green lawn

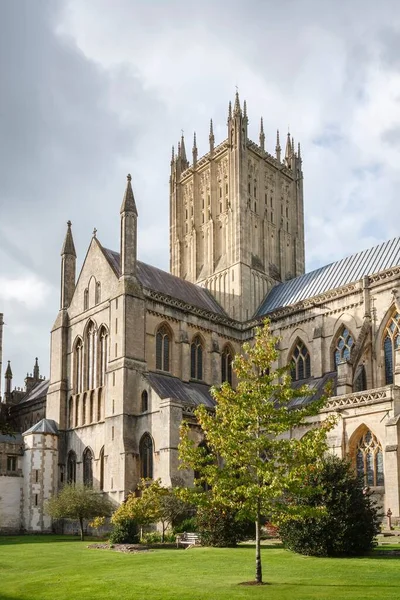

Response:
(1, 536), (400, 600)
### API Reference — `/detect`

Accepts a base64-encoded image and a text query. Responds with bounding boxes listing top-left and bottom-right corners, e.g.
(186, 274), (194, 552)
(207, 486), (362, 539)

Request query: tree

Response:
(279, 455), (381, 556)
(46, 484), (113, 541)
(112, 479), (190, 542)
(179, 320), (334, 584)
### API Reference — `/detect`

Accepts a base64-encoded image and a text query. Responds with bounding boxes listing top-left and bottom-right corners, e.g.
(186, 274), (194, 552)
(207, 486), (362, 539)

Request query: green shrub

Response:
(141, 531), (176, 544)
(279, 456), (381, 557)
(196, 504), (251, 547)
(109, 518), (139, 544)
(173, 517), (198, 534)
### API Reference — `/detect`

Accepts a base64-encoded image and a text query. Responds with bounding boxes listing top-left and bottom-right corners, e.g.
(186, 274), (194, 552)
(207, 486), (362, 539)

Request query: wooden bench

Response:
(176, 532), (201, 548)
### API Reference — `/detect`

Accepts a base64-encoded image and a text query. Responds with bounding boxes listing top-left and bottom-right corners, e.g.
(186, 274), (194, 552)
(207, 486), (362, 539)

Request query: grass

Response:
(1, 536), (400, 600)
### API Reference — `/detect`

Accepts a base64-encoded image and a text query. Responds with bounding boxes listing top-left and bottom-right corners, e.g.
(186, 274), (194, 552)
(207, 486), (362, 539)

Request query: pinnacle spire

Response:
(33, 357), (39, 380)
(233, 90), (241, 116)
(192, 132), (198, 165)
(243, 99), (248, 122)
(171, 145), (175, 165)
(276, 129), (281, 162)
(61, 220), (76, 258)
(259, 117), (265, 151)
(5, 360), (12, 379)
(120, 174), (138, 216)
(298, 142), (301, 160)
(228, 100), (232, 122)
(209, 119), (215, 152)
(285, 132), (292, 163)
(180, 132), (187, 163)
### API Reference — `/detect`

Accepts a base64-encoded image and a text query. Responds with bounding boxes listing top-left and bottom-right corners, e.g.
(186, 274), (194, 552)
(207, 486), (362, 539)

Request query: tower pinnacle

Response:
(120, 174), (138, 216)
(259, 117), (265, 151)
(276, 130), (281, 162)
(61, 220), (76, 258)
(209, 119), (215, 153)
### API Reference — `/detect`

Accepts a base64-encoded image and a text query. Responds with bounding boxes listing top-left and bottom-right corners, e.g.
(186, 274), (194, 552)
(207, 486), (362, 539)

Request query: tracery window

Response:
(85, 321), (96, 391)
(190, 335), (203, 380)
(221, 346), (233, 385)
(383, 312), (400, 385)
(356, 430), (384, 487)
(334, 327), (354, 368)
(156, 325), (170, 372)
(67, 451), (76, 484)
(139, 434), (153, 479)
(98, 326), (108, 387)
(83, 448), (93, 488)
(289, 340), (311, 381)
(74, 338), (83, 394)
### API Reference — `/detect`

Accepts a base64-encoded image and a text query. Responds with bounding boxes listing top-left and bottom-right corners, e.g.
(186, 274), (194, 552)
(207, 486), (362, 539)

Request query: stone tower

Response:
(170, 93), (305, 321)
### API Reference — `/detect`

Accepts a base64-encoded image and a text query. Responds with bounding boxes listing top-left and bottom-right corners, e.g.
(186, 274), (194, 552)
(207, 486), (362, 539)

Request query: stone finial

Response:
(276, 129), (281, 162)
(192, 132), (198, 165)
(233, 90), (241, 116)
(227, 100), (232, 123)
(259, 117), (265, 151)
(209, 119), (215, 153)
(61, 220), (76, 258)
(120, 173), (138, 216)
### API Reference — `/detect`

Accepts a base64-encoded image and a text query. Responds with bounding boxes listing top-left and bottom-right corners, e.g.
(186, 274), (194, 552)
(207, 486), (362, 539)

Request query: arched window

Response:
(74, 338), (83, 394)
(68, 397), (73, 428)
(141, 390), (148, 412)
(83, 448), (93, 487)
(139, 434), (153, 479)
(67, 451), (76, 484)
(190, 335), (203, 380)
(99, 447), (104, 492)
(289, 340), (311, 381)
(89, 391), (95, 423)
(97, 388), (103, 421)
(85, 321), (96, 391)
(156, 325), (170, 372)
(355, 429), (384, 487)
(84, 288), (89, 311)
(98, 326), (108, 387)
(221, 346), (233, 384)
(383, 312), (400, 384)
(95, 281), (101, 305)
(334, 327), (354, 368)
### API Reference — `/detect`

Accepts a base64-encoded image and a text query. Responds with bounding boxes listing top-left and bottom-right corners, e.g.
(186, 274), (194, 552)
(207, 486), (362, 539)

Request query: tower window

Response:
(289, 340), (311, 381)
(383, 312), (400, 384)
(140, 434), (153, 479)
(221, 346), (233, 384)
(7, 456), (17, 472)
(156, 325), (171, 372)
(190, 336), (203, 380)
(141, 390), (149, 412)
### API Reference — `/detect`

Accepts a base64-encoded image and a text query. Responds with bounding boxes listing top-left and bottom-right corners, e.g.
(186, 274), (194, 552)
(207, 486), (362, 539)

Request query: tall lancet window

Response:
(74, 338), (83, 394)
(221, 345), (233, 385)
(139, 434), (153, 479)
(86, 321), (96, 391)
(98, 326), (108, 387)
(383, 312), (400, 385)
(190, 335), (203, 380)
(83, 448), (93, 488)
(156, 325), (170, 372)
(289, 340), (311, 381)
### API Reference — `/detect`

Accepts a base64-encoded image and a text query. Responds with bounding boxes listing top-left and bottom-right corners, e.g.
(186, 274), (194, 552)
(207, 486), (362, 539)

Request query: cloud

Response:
(0, 275), (51, 310)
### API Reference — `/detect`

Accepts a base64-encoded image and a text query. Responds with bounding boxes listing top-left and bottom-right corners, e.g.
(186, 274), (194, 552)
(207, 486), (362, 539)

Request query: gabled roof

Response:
(257, 237), (400, 315)
(23, 418), (58, 436)
(16, 379), (49, 405)
(145, 372), (216, 409)
(102, 247), (226, 316)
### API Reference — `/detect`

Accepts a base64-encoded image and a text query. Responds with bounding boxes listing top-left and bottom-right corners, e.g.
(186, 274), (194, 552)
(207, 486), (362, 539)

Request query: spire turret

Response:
(285, 132), (292, 165)
(5, 360), (12, 401)
(259, 117), (265, 151)
(60, 221), (76, 309)
(180, 132), (187, 164)
(276, 130), (281, 162)
(227, 100), (232, 123)
(170, 145), (175, 167)
(209, 119), (215, 153)
(243, 100), (248, 123)
(61, 220), (76, 258)
(192, 132), (198, 166)
(120, 174), (138, 279)
(120, 173), (138, 216)
(33, 357), (39, 381)
(233, 90), (241, 117)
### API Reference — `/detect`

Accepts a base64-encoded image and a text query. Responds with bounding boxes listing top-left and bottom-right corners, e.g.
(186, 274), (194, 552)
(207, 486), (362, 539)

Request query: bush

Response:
(173, 517), (198, 534)
(196, 504), (252, 547)
(279, 456), (381, 557)
(141, 531), (176, 544)
(109, 518), (139, 544)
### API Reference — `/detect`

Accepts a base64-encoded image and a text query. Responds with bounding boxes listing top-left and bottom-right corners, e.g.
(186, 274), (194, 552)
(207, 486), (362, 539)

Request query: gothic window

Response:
(355, 430), (384, 487)
(156, 325), (171, 372)
(289, 340), (311, 381)
(68, 397), (73, 429)
(98, 326), (108, 387)
(83, 448), (93, 488)
(221, 345), (233, 384)
(85, 321), (96, 391)
(383, 312), (400, 384)
(67, 451), (76, 484)
(90, 391), (95, 423)
(139, 434), (153, 479)
(99, 447), (104, 492)
(141, 390), (148, 412)
(95, 281), (101, 305)
(82, 393), (87, 425)
(84, 288), (89, 311)
(334, 327), (354, 368)
(74, 338), (83, 394)
(354, 364), (367, 392)
(75, 396), (80, 427)
(97, 388), (102, 421)
(190, 335), (203, 380)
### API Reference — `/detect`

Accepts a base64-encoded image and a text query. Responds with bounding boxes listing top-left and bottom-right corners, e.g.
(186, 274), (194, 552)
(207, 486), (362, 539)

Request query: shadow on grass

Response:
(0, 535), (87, 546)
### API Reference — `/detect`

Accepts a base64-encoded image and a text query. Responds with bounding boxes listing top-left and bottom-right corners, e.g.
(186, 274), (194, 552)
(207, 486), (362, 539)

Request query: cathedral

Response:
(1, 92), (400, 533)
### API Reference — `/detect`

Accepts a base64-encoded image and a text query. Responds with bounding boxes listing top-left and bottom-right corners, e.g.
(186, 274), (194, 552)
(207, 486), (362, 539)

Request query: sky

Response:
(2, 0), (400, 387)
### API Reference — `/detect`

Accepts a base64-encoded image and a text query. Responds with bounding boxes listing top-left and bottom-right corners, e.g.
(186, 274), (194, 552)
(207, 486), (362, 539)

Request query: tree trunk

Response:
(162, 523), (165, 543)
(255, 500), (262, 583)
(79, 517), (85, 541)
